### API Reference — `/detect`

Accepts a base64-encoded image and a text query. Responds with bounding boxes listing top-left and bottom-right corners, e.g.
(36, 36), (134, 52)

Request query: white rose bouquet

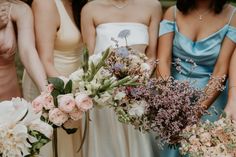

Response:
(0, 98), (53, 157)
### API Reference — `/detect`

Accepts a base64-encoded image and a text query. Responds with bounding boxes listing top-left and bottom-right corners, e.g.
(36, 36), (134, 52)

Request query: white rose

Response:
(114, 92), (126, 101)
(94, 92), (113, 106)
(69, 69), (84, 82)
(128, 100), (147, 117)
(29, 119), (53, 139)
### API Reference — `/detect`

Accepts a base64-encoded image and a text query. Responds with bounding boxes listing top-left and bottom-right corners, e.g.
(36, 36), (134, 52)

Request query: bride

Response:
(81, 0), (162, 156)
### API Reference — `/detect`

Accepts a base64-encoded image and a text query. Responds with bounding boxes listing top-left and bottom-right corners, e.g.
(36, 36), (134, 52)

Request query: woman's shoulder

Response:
(10, 1), (32, 19)
(162, 5), (176, 21)
(227, 4), (236, 27)
(81, 0), (106, 17)
(82, 0), (107, 10)
(31, 0), (57, 13)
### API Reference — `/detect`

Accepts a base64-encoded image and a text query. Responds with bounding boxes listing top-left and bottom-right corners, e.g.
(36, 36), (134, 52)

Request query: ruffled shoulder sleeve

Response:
(159, 20), (175, 37)
(226, 26), (236, 43)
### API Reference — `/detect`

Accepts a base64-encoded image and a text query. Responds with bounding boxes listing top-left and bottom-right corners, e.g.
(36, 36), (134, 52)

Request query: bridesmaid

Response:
(0, 0), (47, 101)
(224, 49), (236, 121)
(22, 0), (87, 156)
(157, 0), (236, 156)
(81, 0), (162, 157)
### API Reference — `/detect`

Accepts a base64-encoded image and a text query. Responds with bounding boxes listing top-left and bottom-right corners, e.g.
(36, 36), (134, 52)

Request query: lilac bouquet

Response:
(143, 77), (206, 145)
(112, 57), (228, 147)
(112, 77), (206, 146)
(180, 117), (236, 157)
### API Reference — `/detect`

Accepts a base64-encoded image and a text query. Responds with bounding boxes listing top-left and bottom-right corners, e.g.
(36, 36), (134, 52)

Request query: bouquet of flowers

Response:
(32, 77), (92, 134)
(0, 98), (53, 157)
(180, 117), (236, 157)
(112, 77), (206, 146)
(69, 30), (151, 108)
(112, 58), (227, 147)
(32, 32), (147, 132)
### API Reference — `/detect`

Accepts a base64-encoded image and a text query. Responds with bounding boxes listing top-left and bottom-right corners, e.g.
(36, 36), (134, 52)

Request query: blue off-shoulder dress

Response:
(157, 7), (236, 157)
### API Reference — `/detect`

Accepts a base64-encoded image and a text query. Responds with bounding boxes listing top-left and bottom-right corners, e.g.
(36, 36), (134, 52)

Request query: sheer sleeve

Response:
(159, 20), (175, 37)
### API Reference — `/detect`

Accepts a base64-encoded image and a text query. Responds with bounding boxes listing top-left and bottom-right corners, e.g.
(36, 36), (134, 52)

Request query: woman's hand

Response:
(224, 101), (236, 121)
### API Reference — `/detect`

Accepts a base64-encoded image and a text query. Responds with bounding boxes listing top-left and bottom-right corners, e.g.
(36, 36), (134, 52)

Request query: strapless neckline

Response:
(94, 22), (149, 54)
(96, 22), (148, 28)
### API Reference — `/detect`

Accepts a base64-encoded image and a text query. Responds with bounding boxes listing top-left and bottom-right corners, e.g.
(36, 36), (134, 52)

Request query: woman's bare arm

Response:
(31, 0), (60, 77)
(11, 2), (47, 91)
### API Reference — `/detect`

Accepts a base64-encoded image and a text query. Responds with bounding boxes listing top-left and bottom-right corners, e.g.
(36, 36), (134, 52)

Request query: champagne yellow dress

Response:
(22, 0), (83, 156)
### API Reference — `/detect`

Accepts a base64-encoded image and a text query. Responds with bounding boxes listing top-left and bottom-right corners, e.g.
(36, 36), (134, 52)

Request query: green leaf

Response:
(51, 89), (60, 107)
(95, 48), (110, 71)
(86, 48), (110, 82)
(98, 80), (112, 93)
(90, 62), (96, 75)
(110, 76), (131, 88)
(64, 80), (72, 94)
(48, 77), (64, 92)
(221, 111), (227, 118)
(82, 47), (89, 73)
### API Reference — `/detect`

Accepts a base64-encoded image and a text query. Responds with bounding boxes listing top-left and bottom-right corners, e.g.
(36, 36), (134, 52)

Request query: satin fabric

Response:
(157, 8), (236, 157)
(22, 0), (83, 156)
(83, 22), (155, 157)
(0, 15), (20, 100)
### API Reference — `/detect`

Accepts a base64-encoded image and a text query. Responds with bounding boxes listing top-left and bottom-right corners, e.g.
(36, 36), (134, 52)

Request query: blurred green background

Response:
(16, 0), (236, 84)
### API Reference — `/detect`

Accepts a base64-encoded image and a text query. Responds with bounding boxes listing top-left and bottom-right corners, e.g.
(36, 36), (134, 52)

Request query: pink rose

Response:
(32, 93), (54, 112)
(32, 97), (43, 113)
(49, 108), (68, 126)
(75, 93), (93, 112)
(69, 107), (84, 121)
(57, 94), (76, 113)
(46, 84), (54, 93)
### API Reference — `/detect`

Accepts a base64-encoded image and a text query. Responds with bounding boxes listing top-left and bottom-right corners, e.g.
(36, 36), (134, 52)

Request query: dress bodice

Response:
(159, 8), (236, 81)
(94, 22), (149, 54)
(0, 21), (16, 65)
(54, 0), (82, 52)
(53, 0), (83, 75)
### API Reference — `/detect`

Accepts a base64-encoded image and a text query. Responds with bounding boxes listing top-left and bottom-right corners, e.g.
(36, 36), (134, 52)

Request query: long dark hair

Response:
(72, 0), (87, 29)
(176, 0), (229, 14)
(26, 0), (87, 30)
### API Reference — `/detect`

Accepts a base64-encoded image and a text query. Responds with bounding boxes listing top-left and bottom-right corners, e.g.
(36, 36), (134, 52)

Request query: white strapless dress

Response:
(83, 23), (155, 157)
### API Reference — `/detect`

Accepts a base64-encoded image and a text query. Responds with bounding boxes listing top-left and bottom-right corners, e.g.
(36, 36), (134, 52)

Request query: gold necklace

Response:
(195, 9), (211, 21)
(111, 0), (129, 9)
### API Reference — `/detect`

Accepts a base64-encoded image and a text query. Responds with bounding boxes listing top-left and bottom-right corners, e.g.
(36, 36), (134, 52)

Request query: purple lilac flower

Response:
(118, 29), (131, 39)
(112, 63), (125, 72)
(116, 47), (129, 58)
